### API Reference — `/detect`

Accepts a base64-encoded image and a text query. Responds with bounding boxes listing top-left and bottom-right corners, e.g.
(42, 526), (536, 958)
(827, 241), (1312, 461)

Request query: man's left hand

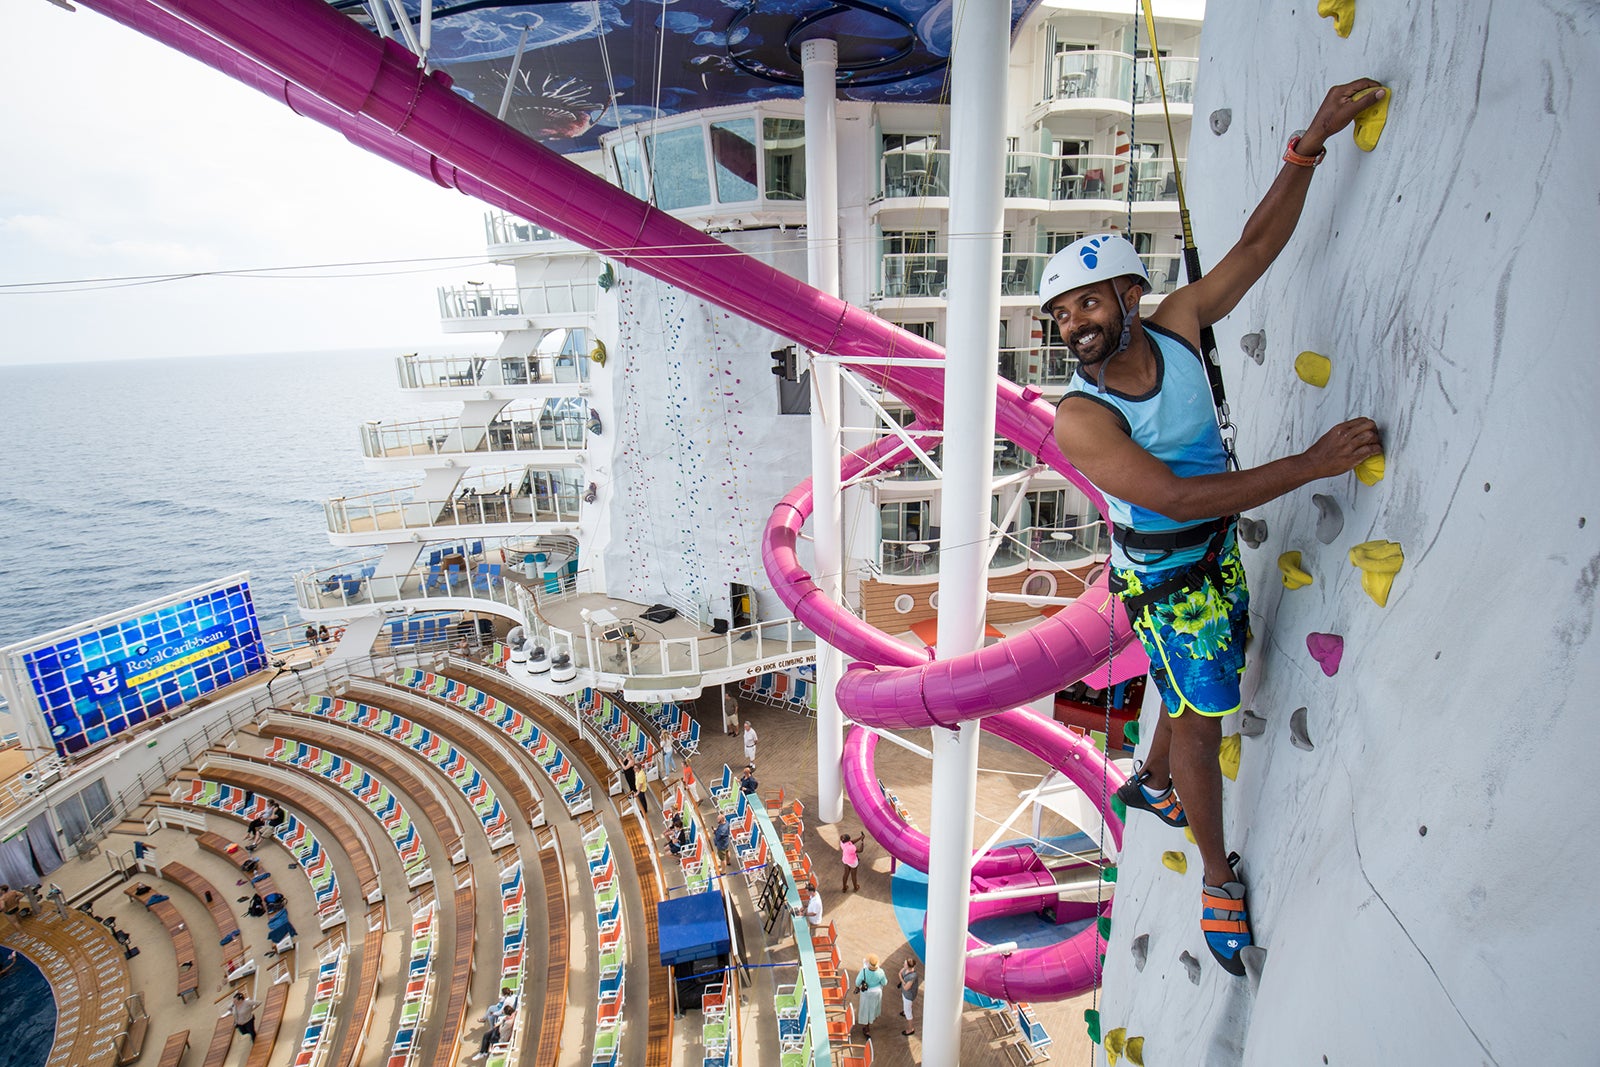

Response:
(1299, 79), (1387, 155)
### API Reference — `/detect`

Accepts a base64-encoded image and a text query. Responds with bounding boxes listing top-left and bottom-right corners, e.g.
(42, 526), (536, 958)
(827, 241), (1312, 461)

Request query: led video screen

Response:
(18, 580), (267, 756)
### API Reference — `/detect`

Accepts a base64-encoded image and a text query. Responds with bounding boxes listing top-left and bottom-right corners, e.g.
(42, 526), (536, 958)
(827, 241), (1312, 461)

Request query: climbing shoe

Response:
(1201, 855), (1253, 977)
(1114, 770), (1188, 828)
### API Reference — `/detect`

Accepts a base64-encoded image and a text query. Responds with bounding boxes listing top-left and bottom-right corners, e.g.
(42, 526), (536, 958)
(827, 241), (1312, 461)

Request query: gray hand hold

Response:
(1210, 108), (1233, 135)
(1313, 494), (1344, 544)
(1240, 330), (1266, 365)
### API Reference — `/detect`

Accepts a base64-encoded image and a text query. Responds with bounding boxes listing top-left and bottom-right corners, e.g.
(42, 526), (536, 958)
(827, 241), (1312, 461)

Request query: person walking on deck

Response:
(1047, 79), (1387, 977)
(898, 956), (920, 1035)
(839, 834), (864, 892)
(855, 954), (888, 1039)
(226, 992), (261, 1040)
(742, 721), (758, 766)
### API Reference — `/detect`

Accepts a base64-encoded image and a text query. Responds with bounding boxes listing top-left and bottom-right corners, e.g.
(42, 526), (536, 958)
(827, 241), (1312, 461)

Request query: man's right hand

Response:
(1302, 417), (1383, 477)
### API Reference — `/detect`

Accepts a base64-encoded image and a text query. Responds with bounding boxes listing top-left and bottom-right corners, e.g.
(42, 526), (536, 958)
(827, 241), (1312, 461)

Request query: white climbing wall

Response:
(601, 232), (815, 618)
(1097, 3), (1600, 1063)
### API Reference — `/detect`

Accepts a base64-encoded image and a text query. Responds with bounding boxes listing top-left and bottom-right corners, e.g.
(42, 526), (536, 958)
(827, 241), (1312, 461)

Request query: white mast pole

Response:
(922, 0), (1008, 1058)
(802, 39), (847, 824)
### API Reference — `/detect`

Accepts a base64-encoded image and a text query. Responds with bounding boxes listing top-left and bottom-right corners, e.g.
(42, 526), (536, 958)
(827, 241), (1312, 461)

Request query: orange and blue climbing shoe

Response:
(1201, 856), (1252, 976)
(1115, 770), (1188, 828)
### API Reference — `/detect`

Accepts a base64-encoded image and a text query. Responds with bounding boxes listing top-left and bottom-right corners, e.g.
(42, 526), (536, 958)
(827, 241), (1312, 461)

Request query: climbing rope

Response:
(1137, 0), (1239, 470)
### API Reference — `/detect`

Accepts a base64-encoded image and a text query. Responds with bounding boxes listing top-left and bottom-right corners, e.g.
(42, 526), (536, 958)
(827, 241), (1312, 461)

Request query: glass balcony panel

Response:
(1134, 56), (1199, 104)
(437, 282), (598, 320)
(360, 410), (590, 460)
(394, 352), (591, 389)
(881, 538), (938, 578)
(483, 212), (563, 246)
(1050, 50), (1134, 104)
(326, 469), (585, 535)
(880, 148), (951, 198)
(878, 252), (950, 298)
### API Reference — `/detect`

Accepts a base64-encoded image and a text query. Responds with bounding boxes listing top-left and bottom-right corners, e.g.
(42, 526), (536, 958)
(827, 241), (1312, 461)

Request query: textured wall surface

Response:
(601, 232), (814, 619)
(1098, 3), (1600, 1064)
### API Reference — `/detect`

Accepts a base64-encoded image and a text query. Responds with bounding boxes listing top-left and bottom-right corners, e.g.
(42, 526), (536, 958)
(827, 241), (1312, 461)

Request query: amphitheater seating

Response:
(157, 1030), (190, 1067)
(299, 696), (519, 849)
(394, 669), (591, 814)
(433, 878), (476, 1062)
(387, 901), (436, 1067)
(123, 882), (199, 1002)
(291, 941), (347, 1067)
(243, 980), (291, 1067)
(266, 738), (433, 887)
(534, 827), (569, 1067)
(161, 861), (254, 982)
(183, 780), (349, 928)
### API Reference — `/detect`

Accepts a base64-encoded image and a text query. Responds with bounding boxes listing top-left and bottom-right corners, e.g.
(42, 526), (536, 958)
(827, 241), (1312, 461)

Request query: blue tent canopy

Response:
(656, 887), (731, 966)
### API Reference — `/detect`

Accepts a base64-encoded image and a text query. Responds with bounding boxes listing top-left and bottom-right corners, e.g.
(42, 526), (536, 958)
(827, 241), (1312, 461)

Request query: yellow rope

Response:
(1137, 0), (1197, 250)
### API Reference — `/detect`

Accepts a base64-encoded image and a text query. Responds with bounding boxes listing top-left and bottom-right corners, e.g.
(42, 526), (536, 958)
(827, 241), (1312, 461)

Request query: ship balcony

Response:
(294, 552), (524, 619)
(360, 410), (591, 465)
(510, 579), (817, 694)
(394, 351), (591, 392)
(482, 211), (589, 257)
(324, 468), (585, 546)
(1036, 52), (1196, 117)
(437, 281), (597, 333)
(879, 437), (1037, 488)
(872, 250), (1178, 307)
(876, 520), (1105, 584)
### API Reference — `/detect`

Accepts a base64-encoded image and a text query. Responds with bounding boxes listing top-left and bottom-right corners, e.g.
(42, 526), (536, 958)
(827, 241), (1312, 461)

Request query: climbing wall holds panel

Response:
(1349, 539), (1404, 606)
(1312, 493), (1344, 543)
(1218, 733), (1242, 779)
(1278, 551), (1314, 589)
(1355, 452), (1386, 485)
(1307, 632), (1344, 676)
(1289, 706), (1314, 751)
(1317, 0), (1355, 37)
(1352, 86), (1391, 151)
(1294, 350), (1332, 388)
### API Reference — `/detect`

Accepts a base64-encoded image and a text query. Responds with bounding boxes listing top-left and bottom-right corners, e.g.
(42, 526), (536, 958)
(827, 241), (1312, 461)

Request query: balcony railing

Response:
(881, 147), (951, 198)
(879, 535), (1030, 579)
(1048, 50), (1135, 104)
(484, 211), (568, 247)
(1021, 519), (1107, 566)
(326, 471), (584, 536)
(513, 585), (815, 679)
(395, 353), (590, 390)
(360, 411), (589, 460)
(1135, 56), (1198, 105)
(437, 282), (597, 320)
(295, 554), (522, 613)
(877, 149), (1186, 206)
(879, 252), (948, 297)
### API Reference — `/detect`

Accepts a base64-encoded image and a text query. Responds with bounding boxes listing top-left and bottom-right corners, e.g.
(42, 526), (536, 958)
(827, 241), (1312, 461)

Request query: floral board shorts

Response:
(1111, 537), (1249, 718)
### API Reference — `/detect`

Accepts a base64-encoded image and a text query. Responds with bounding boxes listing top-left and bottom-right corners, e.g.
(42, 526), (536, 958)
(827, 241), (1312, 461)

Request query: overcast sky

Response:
(0, 3), (508, 366)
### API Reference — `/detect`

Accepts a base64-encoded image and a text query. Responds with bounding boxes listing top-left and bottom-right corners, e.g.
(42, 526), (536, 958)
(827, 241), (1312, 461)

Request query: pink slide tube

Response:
(91, 0), (1143, 999)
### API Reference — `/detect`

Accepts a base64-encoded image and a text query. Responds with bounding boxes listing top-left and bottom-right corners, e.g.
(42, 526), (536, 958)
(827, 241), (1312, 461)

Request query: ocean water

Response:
(0, 951), (54, 1067)
(0, 350), (440, 650)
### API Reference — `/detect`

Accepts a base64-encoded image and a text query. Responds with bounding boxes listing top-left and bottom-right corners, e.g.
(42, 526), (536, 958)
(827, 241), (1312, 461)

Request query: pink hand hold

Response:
(1307, 632), (1344, 676)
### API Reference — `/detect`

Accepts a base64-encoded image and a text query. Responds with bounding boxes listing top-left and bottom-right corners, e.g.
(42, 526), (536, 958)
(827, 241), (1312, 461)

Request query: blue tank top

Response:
(1062, 322), (1228, 571)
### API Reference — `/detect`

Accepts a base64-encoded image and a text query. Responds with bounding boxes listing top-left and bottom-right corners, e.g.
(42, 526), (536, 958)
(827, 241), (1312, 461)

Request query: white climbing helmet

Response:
(1038, 233), (1151, 313)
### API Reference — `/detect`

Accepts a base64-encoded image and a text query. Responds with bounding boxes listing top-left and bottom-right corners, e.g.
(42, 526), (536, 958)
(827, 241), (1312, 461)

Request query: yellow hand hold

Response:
(1126, 1036), (1147, 1066)
(1106, 1027), (1127, 1064)
(1184, 826), (1195, 844)
(1161, 850), (1188, 875)
(1352, 85), (1391, 151)
(1348, 539), (1404, 606)
(1294, 351), (1332, 388)
(1218, 733), (1241, 781)
(1317, 0), (1355, 37)
(1278, 551), (1314, 589)
(1355, 452), (1386, 485)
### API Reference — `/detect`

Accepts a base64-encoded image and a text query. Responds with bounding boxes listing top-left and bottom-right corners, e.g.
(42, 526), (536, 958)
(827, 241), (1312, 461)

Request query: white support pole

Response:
(801, 39), (847, 826)
(921, 0), (1008, 1058)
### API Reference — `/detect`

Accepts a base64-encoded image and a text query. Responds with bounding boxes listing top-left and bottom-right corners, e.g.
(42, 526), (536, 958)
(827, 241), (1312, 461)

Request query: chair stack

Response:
(637, 701), (702, 757)
(292, 941), (347, 1067)
(387, 902), (436, 1067)
(302, 696), (517, 849)
(700, 980), (735, 1066)
(739, 672), (818, 715)
(574, 689), (657, 772)
(267, 739), (433, 889)
(582, 823), (627, 1046)
(395, 669), (591, 814)
(483, 861), (529, 1067)
(176, 779), (345, 929)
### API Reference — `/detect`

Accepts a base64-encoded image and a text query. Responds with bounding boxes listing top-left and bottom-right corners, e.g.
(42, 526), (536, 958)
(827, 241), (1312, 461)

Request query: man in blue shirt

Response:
(1047, 79), (1387, 975)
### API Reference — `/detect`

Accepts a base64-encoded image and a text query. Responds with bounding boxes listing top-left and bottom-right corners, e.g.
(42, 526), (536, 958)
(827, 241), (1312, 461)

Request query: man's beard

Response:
(1070, 322), (1119, 367)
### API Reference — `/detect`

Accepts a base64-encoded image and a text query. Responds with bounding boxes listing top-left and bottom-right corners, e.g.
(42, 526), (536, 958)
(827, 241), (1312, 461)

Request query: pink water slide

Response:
(90, 0), (1143, 1000)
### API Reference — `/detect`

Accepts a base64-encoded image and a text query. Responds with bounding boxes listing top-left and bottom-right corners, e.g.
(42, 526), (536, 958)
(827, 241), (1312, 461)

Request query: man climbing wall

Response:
(1047, 78), (1388, 975)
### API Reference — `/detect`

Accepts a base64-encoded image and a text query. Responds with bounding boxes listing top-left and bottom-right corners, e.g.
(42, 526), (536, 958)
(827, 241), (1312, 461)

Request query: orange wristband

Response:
(1283, 135), (1326, 168)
